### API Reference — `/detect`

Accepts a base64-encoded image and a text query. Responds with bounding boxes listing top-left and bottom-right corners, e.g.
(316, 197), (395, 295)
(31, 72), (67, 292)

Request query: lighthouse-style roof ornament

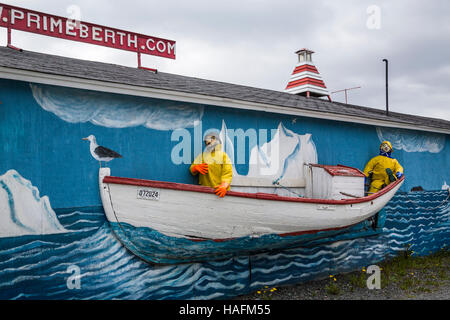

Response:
(284, 49), (331, 101)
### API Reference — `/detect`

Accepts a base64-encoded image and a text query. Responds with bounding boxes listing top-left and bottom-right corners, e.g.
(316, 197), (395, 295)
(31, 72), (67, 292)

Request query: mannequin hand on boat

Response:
(214, 182), (230, 198)
(191, 163), (209, 175)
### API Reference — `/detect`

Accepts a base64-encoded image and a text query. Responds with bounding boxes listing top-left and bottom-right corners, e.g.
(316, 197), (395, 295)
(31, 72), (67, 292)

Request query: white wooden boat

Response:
(98, 168), (404, 264)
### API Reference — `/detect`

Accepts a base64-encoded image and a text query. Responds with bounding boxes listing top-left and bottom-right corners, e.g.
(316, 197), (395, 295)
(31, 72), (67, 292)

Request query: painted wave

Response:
(30, 84), (204, 131)
(0, 209), (249, 300)
(246, 190), (449, 290)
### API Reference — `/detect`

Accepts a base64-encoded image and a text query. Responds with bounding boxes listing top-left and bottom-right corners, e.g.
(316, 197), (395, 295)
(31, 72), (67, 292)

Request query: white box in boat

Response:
(305, 164), (365, 200)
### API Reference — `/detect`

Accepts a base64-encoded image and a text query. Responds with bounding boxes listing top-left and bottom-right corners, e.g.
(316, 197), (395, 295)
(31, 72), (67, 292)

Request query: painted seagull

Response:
(82, 135), (122, 167)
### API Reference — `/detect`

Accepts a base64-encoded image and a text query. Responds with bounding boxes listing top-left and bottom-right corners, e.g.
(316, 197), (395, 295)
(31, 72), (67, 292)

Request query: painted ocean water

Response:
(0, 190), (448, 300)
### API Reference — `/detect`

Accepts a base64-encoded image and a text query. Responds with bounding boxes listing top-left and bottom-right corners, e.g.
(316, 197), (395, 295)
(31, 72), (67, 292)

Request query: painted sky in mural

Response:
(31, 83), (320, 189)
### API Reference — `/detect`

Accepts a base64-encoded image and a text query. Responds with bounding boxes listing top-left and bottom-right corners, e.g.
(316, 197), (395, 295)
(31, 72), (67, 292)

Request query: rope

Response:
(106, 184), (158, 259)
(272, 181), (304, 197)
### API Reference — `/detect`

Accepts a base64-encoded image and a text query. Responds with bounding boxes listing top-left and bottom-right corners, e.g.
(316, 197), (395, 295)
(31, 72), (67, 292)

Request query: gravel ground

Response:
(235, 251), (450, 300)
(235, 276), (450, 300)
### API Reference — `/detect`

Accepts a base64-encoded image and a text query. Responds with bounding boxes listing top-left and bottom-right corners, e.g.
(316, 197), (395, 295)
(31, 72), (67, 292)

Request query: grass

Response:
(239, 246), (449, 299)
(337, 246), (450, 296)
(376, 245), (449, 294)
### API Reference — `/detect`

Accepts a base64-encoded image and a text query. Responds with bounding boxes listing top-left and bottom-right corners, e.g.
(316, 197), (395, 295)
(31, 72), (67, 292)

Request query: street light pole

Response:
(382, 59), (389, 116)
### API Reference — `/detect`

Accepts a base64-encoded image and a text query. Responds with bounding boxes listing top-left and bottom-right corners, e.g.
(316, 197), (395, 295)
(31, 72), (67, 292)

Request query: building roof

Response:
(0, 46), (449, 134)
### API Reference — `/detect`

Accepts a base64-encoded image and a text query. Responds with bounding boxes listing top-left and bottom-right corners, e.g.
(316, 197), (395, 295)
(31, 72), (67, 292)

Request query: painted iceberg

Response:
(247, 123), (317, 183)
(0, 170), (68, 238)
(220, 121), (318, 196)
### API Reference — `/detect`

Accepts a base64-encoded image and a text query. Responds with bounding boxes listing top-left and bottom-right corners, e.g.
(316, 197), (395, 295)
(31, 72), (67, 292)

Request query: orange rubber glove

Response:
(192, 163), (209, 175)
(214, 182), (230, 198)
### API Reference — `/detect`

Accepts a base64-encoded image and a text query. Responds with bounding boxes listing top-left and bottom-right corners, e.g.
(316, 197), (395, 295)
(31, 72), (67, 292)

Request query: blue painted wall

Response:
(0, 77), (449, 300)
(0, 78), (448, 209)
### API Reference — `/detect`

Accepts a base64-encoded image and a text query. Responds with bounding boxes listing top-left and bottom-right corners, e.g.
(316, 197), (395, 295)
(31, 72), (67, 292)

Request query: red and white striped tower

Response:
(284, 49), (331, 101)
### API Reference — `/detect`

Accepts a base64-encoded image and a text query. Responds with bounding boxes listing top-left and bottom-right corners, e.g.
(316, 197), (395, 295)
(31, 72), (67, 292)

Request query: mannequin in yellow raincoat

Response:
(190, 132), (233, 198)
(363, 141), (404, 194)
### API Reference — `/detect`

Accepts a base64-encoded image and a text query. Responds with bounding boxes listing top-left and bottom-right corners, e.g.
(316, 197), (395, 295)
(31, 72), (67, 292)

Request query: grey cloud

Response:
(3, 0), (450, 120)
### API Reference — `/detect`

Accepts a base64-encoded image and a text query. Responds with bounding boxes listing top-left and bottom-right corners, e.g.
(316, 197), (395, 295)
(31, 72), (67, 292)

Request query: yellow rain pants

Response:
(363, 155), (403, 194)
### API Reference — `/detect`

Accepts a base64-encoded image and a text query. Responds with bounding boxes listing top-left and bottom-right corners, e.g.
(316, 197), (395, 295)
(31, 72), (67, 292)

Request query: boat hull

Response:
(99, 168), (404, 264)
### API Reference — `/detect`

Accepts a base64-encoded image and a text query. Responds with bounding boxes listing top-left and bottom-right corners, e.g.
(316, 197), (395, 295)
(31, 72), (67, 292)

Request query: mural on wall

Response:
(0, 79), (448, 299)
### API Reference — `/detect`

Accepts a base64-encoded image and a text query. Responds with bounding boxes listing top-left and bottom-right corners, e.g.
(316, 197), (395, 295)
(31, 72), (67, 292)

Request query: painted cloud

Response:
(376, 127), (445, 153)
(30, 84), (204, 131)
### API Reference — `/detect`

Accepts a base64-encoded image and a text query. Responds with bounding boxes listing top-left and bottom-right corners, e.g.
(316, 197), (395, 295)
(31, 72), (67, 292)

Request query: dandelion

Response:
(333, 278), (337, 282)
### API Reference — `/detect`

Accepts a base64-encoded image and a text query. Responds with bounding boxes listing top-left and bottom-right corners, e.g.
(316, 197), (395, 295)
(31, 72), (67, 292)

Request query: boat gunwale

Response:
(102, 175), (404, 205)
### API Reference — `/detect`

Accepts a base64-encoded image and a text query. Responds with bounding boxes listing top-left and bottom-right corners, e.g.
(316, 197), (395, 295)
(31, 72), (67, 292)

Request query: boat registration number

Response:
(137, 188), (160, 201)
(317, 204), (336, 211)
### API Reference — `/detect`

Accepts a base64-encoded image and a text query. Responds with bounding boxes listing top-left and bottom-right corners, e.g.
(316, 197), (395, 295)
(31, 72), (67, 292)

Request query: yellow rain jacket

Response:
(190, 144), (233, 189)
(363, 155), (403, 193)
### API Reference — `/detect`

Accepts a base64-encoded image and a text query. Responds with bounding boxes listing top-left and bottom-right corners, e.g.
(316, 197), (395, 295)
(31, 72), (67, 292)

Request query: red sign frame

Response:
(0, 3), (176, 60)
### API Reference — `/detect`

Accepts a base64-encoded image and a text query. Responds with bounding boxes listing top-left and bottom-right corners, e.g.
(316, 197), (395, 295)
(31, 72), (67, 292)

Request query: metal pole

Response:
(137, 51), (142, 68)
(7, 8), (12, 46)
(383, 59), (389, 116)
(330, 86), (361, 104)
(137, 51), (158, 73)
(6, 8), (22, 51)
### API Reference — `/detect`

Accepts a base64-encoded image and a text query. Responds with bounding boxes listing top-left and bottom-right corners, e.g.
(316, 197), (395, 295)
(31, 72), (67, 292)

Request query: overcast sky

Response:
(1, 0), (449, 120)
